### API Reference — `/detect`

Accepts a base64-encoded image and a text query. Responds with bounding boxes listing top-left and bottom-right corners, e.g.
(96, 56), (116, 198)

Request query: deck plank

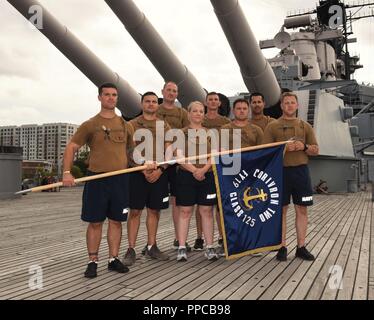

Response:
(0, 187), (372, 300)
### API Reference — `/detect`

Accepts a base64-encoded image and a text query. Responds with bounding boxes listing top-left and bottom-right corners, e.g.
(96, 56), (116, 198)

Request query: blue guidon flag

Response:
(213, 145), (285, 259)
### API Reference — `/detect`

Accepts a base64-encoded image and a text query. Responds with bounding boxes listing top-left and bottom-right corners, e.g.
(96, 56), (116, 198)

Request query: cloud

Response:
(0, 47), (41, 80)
(0, 0), (373, 129)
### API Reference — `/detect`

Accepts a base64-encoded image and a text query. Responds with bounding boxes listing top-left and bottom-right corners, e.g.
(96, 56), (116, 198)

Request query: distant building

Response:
(22, 160), (54, 179)
(0, 123), (87, 174)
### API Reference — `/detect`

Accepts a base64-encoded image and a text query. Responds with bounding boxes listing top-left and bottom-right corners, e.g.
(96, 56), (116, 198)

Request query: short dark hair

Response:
(206, 91), (219, 100)
(233, 98), (249, 108)
(249, 92), (265, 102)
(98, 82), (118, 95)
(141, 91), (158, 102)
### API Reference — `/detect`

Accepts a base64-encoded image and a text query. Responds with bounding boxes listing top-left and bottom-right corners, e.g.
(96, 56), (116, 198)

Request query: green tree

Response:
(74, 151), (89, 176)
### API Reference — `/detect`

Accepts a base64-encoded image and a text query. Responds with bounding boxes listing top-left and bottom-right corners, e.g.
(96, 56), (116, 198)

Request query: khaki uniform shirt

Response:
(221, 122), (263, 150)
(129, 115), (171, 164)
(157, 103), (189, 129)
(71, 114), (133, 173)
(263, 118), (318, 167)
(249, 115), (275, 132)
(202, 114), (231, 130)
(180, 127), (212, 170)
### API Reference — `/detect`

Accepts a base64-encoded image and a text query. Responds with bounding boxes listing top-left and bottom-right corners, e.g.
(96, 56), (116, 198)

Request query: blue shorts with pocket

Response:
(176, 169), (217, 206)
(282, 165), (313, 206)
(129, 171), (169, 211)
(81, 171), (130, 223)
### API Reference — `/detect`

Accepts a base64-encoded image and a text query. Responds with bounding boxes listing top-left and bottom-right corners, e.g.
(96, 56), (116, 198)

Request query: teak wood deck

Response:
(0, 187), (373, 300)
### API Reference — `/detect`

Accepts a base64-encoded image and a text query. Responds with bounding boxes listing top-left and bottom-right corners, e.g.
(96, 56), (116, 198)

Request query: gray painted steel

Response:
(105, 0), (206, 106)
(0, 147), (22, 200)
(7, 0), (141, 118)
(309, 157), (359, 193)
(351, 113), (374, 139)
(210, 0), (281, 107)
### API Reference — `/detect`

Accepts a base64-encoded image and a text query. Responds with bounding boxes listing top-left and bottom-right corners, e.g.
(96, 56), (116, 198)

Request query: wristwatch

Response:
(303, 143), (309, 151)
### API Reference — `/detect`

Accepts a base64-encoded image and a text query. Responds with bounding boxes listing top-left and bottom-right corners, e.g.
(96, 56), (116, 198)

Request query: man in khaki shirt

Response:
(62, 83), (133, 278)
(203, 92), (231, 129)
(123, 91), (171, 266)
(263, 92), (319, 262)
(221, 98), (263, 149)
(156, 81), (191, 251)
(199, 92), (230, 253)
(249, 92), (275, 132)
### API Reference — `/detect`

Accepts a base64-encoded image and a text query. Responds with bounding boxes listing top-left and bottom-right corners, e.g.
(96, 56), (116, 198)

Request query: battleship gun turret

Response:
(104, 0), (206, 106)
(210, 0), (282, 107)
(7, 0), (142, 118)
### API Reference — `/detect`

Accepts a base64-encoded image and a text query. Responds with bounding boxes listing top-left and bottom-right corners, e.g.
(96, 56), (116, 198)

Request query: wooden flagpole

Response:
(15, 141), (288, 195)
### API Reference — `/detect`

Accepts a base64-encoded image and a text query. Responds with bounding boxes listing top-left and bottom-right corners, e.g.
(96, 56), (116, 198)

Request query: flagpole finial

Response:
(14, 189), (31, 195)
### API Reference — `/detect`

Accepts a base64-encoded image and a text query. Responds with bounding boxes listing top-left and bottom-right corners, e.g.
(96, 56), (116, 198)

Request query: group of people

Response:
(62, 81), (319, 279)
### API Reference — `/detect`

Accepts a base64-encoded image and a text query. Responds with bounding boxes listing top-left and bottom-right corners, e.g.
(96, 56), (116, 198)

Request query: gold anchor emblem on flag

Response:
(242, 187), (268, 210)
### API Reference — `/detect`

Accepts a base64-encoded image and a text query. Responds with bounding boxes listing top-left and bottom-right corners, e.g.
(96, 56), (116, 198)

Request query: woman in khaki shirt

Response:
(175, 101), (218, 262)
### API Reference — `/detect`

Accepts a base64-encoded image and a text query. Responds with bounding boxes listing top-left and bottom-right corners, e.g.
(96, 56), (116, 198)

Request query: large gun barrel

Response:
(211, 0), (281, 107)
(105, 0), (206, 105)
(7, 0), (141, 118)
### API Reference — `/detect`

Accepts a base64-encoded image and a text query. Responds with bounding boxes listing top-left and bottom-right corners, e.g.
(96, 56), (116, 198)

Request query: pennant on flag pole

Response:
(213, 145), (285, 259)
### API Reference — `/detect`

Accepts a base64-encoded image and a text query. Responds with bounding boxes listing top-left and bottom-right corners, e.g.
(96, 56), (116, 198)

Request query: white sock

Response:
(147, 245), (152, 251)
(179, 245), (186, 250)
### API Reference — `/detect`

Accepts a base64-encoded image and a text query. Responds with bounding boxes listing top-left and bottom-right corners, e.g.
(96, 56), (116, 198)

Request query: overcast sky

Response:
(1, 0), (373, 126)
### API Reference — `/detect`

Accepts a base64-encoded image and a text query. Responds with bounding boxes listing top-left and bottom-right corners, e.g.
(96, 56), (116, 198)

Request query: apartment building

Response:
(0, 123), (81, 173)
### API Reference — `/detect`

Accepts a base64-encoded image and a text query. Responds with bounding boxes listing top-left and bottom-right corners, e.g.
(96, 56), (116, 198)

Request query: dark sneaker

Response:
(216, 243), (225, 257)
(176, 248), (187, 262)
(205, 247), (218, 261)
(108, 257), (129, 273)
(173, 239), (179, 250)
(123, 248), (136, 266)
(296, 246), (315, 261)
(276, 246), (288, 261)
(146, 245), (169, 261)
(141, 244), (148, 255)
(174, 240), (192, 252)
(218, 238), (223, 246)
(84, 261), (97, 278)
(193, 238), (204, 251)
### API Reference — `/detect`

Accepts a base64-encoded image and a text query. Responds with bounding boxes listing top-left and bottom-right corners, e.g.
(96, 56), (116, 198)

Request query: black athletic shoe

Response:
(295, 246), (315, 261)
(146, 245), (169, 261)
(276, 246), (288, 261)
(173, 239), (179, 250)
(123, 248), (136, 266)
(108, 257), (129, 273)
(141, 244), (148, 255)
(173, 240), (192, 252)
(84, 261), (97, 278)
(193, 238), (204, 251)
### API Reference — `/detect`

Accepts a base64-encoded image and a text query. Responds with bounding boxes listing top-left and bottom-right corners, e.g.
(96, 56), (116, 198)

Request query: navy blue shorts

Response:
(82, 171), (130, 223)
(129, 171), (169, 210)
(176, 169), (217, 206)
(166, 164), (177, 197)
(283, 165), (313, 206)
